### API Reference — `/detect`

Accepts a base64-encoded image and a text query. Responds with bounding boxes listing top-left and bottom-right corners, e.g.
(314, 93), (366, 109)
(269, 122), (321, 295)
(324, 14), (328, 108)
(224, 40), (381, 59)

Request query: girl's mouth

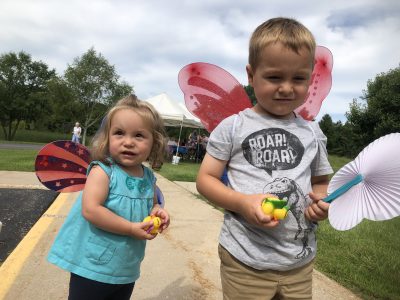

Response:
(121, 151), (135, 157)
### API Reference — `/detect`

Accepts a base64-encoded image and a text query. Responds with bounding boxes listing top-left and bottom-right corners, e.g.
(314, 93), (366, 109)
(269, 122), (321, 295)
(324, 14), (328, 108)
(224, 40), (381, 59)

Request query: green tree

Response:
(0, 51), (56, 140)
(64, 47), (133, 144)
(346, 65), (400, 153)
(319, 114), (336, 150)
(319, 114), (359, 158)
(40, 77), (79, 132)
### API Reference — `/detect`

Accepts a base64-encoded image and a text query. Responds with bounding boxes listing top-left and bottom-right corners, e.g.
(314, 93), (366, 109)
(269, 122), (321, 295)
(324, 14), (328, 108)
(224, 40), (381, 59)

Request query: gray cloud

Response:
(1, 0), (399, 123)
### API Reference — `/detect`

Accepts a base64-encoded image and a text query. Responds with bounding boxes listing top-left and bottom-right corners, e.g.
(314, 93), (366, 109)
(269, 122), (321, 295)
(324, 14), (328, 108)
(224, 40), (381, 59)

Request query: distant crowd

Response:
(166, 130), (208, 162)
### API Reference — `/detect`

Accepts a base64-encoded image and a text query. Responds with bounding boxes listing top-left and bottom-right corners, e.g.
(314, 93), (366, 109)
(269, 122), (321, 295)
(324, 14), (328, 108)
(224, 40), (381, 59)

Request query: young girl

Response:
(48, 94), (170, 300)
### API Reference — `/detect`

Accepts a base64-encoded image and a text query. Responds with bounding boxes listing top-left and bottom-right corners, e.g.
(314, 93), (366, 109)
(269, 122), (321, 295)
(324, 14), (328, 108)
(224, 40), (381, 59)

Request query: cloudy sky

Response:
(1, 0), (399, 122)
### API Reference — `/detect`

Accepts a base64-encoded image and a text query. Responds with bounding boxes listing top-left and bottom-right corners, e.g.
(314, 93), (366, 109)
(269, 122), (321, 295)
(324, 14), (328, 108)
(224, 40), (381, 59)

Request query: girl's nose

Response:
(124, 138), (135, 147)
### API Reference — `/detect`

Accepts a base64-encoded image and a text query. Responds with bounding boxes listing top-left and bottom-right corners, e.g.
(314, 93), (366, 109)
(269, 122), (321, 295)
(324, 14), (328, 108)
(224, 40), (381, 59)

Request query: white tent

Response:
(145, 93), (203, 158)
(145, 93), (202, 129)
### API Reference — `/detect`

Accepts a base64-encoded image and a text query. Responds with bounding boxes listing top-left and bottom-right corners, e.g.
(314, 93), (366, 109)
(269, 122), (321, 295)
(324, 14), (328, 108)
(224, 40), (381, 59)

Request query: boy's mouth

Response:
(275, 98), (294, 102)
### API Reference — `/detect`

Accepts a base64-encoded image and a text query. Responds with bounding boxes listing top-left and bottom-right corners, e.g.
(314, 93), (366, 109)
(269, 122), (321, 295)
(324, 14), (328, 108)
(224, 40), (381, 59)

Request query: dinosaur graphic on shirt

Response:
(263, 177), (313, 259)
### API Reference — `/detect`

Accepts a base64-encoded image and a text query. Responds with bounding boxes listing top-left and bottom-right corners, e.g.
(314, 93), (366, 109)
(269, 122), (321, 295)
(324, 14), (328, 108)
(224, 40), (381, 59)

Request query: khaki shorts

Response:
(218, 244), (313, 300)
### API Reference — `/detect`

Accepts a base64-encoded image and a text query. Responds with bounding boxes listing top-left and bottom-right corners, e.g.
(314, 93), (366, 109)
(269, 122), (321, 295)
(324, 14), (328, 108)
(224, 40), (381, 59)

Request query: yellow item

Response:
(261, 202), (274, 215)
(273, 208), (288, 220)
(143, 216), (161, 234)
(261, 197), (289, 221)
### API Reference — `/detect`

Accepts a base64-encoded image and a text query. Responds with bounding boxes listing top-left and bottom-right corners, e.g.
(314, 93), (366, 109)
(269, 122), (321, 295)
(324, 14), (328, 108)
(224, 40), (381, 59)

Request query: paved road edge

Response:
(0, 193), (70, 298)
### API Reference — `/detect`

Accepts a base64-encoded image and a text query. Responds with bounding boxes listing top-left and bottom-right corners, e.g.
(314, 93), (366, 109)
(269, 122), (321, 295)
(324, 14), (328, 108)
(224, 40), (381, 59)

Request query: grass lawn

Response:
(316, 218), (400, 299)
(0, 149), (39, 171)
(1, 129), (71, 144)
(1, 141), (399, 299)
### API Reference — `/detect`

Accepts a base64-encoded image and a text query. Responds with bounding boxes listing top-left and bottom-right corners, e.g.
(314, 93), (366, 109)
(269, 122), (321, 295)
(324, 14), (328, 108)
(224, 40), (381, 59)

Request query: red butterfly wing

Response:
(295, 46), (333, 120)
(178, 62), (252, 132)
(35, 141), (91, 192)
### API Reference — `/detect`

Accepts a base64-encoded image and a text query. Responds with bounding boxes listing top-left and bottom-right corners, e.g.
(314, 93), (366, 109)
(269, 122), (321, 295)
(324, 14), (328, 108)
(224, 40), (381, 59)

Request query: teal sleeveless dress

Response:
(47, 160), (155, 284)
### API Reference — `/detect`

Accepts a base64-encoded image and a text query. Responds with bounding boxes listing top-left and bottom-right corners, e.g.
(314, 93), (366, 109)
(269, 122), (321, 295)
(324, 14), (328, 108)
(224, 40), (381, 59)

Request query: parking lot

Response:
(0, 188), (58, 263)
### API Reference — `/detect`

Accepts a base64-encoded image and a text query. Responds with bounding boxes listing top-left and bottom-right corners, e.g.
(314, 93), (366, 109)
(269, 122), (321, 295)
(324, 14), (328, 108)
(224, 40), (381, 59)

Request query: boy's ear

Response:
(246, 64), (254, 86)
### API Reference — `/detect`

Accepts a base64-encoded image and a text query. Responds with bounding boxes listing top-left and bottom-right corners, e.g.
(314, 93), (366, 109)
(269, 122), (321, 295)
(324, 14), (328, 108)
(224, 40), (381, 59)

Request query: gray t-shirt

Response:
(207, 108), (333, 271)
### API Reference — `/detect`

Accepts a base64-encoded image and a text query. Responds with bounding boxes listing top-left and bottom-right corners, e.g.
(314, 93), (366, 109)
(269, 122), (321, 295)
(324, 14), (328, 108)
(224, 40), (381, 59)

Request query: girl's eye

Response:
(114, 130), (124, 135)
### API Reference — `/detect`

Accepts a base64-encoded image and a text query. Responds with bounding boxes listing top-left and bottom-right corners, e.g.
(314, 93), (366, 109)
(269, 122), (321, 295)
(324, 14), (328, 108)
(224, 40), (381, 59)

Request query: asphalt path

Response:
(0, 142), (57, 264)
(0, 142), (43, 150)
(0, 189), (58, 263)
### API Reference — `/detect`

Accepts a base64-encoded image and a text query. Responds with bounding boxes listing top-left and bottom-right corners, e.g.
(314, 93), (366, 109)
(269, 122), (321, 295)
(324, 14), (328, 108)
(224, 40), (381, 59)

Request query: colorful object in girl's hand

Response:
(143, 216), (161, 235)
(261, 197), (289, 220)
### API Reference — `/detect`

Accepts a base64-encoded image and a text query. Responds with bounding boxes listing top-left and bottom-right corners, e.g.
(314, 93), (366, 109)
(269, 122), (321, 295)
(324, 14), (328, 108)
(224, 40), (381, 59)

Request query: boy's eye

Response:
(266, 76), (281, 81)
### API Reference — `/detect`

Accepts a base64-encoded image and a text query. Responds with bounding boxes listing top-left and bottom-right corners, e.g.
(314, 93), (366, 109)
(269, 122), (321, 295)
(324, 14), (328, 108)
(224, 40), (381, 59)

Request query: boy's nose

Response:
(278, 82), (293, 95)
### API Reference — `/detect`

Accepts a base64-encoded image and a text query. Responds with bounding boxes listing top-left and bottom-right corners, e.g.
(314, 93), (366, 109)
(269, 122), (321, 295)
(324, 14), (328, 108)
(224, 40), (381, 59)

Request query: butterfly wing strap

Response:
(35, 140), (166, 207)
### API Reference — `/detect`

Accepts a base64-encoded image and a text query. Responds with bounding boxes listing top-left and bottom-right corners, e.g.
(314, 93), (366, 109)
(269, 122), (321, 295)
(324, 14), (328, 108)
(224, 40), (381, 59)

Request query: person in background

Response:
(198, 134), (209, 161)
(196, 17), (333, 299)
(166, 137), (178, 160)
(72, 122), (82, 144)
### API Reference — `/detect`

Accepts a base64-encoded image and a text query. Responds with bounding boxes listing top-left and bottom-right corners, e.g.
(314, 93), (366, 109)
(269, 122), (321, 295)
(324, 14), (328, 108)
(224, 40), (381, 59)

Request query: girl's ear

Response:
(246, 64), (254, 87)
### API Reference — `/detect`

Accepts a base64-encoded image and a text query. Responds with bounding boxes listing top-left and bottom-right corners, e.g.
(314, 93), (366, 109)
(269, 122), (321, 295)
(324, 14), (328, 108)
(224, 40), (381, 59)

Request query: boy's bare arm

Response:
(311, 175), (330, 195)
(197, 153), (278, 228)
(196, 153), (242, 211)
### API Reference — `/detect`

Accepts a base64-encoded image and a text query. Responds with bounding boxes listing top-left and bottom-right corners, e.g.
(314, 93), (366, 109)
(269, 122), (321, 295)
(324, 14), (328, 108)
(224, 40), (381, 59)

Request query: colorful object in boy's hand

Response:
(143, 216), (161, 234)
(261, 197), (289, 220)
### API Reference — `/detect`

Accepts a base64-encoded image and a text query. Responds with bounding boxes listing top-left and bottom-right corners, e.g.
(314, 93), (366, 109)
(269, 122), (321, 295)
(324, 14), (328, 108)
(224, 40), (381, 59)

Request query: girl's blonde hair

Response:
(90, 94), (167, 169)
(249, 17), (316, 70)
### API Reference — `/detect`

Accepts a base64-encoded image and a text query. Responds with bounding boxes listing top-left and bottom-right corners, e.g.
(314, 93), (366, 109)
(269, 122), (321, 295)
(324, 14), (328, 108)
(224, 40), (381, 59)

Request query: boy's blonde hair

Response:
(91, 94), (167, 168)
(249, 17), (316, 70)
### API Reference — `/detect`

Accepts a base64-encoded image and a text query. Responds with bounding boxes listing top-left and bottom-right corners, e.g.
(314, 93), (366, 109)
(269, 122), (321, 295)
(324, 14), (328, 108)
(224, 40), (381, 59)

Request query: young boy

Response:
(196, 17), (333, 299)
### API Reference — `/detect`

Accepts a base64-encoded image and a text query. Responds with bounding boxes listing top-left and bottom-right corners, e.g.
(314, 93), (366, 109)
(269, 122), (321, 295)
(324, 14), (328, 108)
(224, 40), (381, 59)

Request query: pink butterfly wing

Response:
(295, 46), (333, 120)
(178, 62), (252, 132)
(35, 140), (90, 192)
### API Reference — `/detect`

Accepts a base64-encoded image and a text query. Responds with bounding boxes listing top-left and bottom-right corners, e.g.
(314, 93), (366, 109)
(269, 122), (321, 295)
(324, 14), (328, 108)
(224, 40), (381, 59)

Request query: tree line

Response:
(1, 48), (399, 157)
(319, 65), (400, 158)
(0, 48), (132, 144)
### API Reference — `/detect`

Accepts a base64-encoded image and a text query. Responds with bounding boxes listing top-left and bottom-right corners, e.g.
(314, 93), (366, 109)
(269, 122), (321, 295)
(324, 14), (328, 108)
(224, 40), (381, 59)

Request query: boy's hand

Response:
(238, 194), (280, 229)
(305, 192), (330, 222)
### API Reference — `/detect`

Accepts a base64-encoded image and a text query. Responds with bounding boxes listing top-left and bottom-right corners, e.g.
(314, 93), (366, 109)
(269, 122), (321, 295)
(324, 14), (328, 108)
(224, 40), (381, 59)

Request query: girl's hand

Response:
(238, 194), (280, 229)
(150, 205), (170, 233)
(130, 221), (158, 240)
(305, 191), (330, 222)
